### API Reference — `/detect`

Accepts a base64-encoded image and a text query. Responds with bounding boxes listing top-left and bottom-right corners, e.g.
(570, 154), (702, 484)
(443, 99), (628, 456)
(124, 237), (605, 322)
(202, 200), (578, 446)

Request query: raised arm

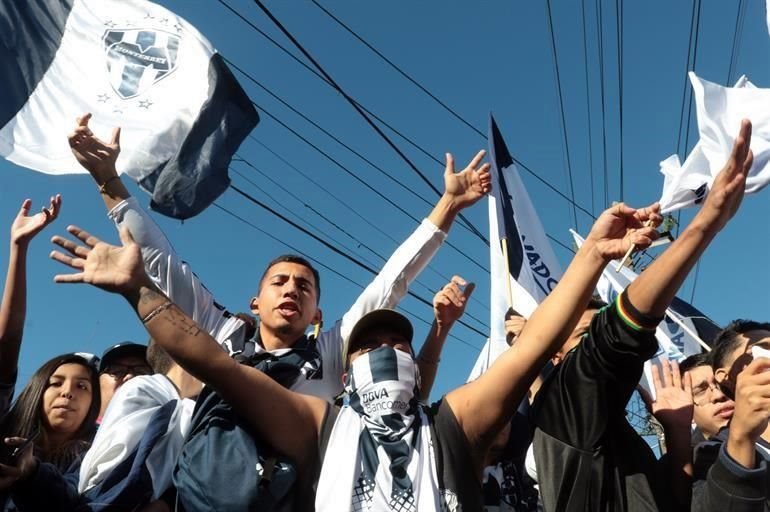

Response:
(639, 359), (694, 509)
(0, 197), (61, 383)
(50, 226), (326, 465)
(333, 151), (490, 350)
(446, 201), (662, 460)
(626, 119), (753, 319)
(417, 276), (475, 400)
(68, 114), (247, 351)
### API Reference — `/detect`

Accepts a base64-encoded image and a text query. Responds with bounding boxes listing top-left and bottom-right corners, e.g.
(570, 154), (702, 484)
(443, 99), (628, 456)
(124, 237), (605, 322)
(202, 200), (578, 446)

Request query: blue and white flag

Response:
(570, 230), (720, 393)
(0, 0), (258, 219)
(468, 115), (563, 380)
(658, 73), (770, 213)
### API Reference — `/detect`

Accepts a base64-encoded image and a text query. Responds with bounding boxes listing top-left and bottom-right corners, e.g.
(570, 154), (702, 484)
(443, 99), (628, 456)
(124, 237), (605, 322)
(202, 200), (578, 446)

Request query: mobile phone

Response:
(751, 345), (770, 361)
(0, 428), (39, 466)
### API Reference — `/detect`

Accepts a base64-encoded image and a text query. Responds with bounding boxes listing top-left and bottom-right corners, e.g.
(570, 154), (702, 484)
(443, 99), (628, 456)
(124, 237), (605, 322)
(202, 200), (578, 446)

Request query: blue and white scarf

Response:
(316, 347), (439, 512)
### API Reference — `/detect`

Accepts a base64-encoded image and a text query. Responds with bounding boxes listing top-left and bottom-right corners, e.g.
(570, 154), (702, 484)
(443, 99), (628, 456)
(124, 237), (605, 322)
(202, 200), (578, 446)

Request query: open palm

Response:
(11, 195), (61, 245)
(51, 226), (147, 295)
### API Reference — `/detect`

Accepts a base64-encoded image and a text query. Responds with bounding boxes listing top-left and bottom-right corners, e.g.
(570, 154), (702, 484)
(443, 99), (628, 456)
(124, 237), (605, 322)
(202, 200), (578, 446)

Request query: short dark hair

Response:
(259, 254), (321, 302)
(679, 352), (712, 374)
(146, 338), (174, 375)
(712, 319), (770, 369)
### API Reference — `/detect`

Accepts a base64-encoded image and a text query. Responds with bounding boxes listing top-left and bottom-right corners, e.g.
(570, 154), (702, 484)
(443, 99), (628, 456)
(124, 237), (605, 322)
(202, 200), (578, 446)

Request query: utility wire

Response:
(727, 0), (747, 85)
(545, 0), (579, 231)
(225, 56), (437, 214)
(212, 202), (482, 351)
(228, 183), (489, 340)
(616, 0), (624, 202)
(309, 0), (485, 139)
(250, 0), (490, 245)
(682, 0), (702, 155)
(240, 95), (489, 273)
(581, 0), (597, 216)
(230, 163), (491, 328)
(596, 0), (610, 209)
(247, 124), (488, 274)
(216, 0), (597, 228)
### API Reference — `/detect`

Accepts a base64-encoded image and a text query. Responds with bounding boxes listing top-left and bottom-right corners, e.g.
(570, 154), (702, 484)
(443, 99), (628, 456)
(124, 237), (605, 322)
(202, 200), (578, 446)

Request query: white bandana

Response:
(316, 347), (440, 512)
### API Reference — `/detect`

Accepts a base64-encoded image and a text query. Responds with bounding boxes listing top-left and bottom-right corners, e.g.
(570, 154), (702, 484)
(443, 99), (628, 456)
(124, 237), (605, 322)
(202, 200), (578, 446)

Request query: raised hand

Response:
(433, 276), (475, 328)
(10, 195), (61, 246)
(504, 309), (527, 345)
(726, 357), (770, 468)
(698, 119), (753, 233)
(68, 113), (121, 183)
(639, 358), (693, 431)
(50, 226), (148, 296)
(443, 150), (492, 210)
(584, 202), (662, 261)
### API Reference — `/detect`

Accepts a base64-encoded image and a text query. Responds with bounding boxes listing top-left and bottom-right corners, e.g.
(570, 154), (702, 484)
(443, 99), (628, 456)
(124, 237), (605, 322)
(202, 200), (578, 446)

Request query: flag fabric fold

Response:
(0, 0), (258, 219)
(468, 115), (563, 381)
(658, 72), (769, 214)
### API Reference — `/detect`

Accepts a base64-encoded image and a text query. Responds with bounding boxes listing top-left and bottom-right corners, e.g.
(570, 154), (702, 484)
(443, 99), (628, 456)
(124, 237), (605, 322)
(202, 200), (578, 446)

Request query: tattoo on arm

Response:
(161, 306), (202, 337)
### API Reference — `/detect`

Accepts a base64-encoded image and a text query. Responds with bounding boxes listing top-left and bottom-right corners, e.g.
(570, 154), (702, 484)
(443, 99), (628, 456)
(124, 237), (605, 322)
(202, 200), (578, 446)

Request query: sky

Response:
(1, 0), (769, 402)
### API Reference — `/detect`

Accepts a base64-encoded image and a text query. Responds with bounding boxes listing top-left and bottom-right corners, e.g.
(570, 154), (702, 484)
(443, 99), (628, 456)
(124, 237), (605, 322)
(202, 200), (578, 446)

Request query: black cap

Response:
(98, 342), (148, 373)
(343, 309), (413, 365)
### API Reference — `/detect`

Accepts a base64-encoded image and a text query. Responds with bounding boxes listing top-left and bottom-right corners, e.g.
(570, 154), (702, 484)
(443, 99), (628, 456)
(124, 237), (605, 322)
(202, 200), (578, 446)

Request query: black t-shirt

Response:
(530, 302), (673, 512)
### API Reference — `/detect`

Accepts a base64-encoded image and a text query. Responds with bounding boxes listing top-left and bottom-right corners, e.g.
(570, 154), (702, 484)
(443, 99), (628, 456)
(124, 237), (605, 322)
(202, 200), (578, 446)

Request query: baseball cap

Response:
(342, 309), (413, 366)
(98, 342), (148, 373)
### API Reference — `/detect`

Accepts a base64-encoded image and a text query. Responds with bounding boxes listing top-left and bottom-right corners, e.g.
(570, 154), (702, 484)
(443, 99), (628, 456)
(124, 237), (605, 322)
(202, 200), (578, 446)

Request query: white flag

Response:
(658, 72), (769, 213)
(0, 0), (258, 219)
(468, 116), (563, 381)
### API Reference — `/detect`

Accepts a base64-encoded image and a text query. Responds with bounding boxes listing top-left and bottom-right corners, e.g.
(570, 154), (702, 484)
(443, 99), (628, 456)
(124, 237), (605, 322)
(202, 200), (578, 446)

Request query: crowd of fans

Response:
(0, 114), (766, 511)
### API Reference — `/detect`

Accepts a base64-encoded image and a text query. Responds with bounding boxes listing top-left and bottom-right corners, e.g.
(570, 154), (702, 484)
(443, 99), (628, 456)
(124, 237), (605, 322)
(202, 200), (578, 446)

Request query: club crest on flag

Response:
(103, 29), (180, 99)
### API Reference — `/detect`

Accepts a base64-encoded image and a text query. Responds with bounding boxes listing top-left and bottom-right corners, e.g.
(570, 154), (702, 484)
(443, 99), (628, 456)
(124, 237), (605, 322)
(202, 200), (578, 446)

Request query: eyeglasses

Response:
(692, 381), (723, 406)
(100, 363), (152, 380)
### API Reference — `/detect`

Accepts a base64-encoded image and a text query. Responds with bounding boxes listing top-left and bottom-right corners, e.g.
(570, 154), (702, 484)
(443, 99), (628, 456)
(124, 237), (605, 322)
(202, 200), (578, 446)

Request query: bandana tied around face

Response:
(316, 346), (440, 512)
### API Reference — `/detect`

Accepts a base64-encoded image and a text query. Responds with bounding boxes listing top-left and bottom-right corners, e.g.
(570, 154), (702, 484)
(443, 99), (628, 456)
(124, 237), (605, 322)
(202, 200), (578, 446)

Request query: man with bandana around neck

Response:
(52, 122), (753, 509)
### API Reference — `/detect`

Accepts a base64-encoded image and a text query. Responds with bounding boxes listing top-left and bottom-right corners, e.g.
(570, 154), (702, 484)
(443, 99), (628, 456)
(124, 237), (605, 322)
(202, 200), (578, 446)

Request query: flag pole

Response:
(501, 238), (514, 309)
(664, 310), (712, 352)
(615, 219), (655, 272)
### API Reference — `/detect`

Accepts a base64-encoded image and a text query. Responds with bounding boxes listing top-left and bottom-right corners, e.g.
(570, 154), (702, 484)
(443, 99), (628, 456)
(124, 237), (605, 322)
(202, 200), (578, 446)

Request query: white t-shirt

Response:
(109, 197), (446, 401)
(78, 374), (195, 497)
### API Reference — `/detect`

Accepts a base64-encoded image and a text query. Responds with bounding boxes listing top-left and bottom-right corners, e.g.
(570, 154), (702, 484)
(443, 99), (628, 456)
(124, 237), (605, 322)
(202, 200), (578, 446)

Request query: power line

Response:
(727, 0), (747, 85)
(545, 0), (579, 232)
(211, 202), (483, 352)
(250, 0), (490, 246)
(216, 0), (598, 230)
(596, 0), (610, 209)
(682, 0), (702, 155)
(581, 0), (596, 216)
(616, 0), (624, 202)
(238, 94), (489, 273)
(310, 0), (485, 139)
(230, 162), (492, 328)
(224, 56), (438, 214)
(228, 183), (490, 340)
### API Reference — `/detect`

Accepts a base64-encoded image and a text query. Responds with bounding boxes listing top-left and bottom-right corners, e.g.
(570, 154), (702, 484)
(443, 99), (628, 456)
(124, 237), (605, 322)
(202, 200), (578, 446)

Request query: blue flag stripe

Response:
(0, 0), (73, 128)
(489, 116), (525, 280)
(138, 53), (259, 219)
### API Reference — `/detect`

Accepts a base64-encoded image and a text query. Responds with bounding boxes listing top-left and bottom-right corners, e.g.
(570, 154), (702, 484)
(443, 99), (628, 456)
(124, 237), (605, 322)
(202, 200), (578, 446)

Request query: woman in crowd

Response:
(0, 196), (101, 510)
